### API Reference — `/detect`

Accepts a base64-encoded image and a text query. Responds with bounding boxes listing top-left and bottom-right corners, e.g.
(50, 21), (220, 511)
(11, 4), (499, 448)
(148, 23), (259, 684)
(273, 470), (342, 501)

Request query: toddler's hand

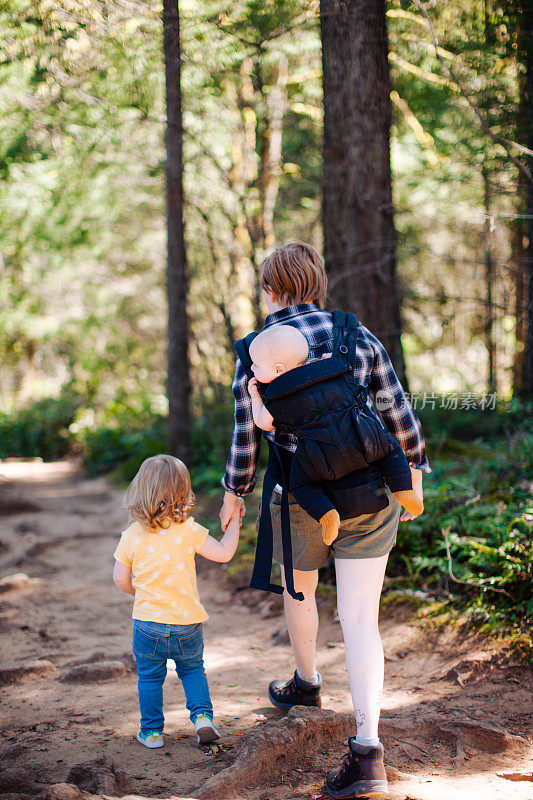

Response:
(248, 377), (260, 398)
(231, 497), (245, 527)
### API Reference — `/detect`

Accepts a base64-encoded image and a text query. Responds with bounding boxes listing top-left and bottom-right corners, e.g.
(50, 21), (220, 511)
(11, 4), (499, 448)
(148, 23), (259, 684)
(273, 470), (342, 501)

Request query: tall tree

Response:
(482, 163), (497, 395)
(320, 0), (406, 384)
(519, 0), (533, 398)
(164, 0), (190, 458)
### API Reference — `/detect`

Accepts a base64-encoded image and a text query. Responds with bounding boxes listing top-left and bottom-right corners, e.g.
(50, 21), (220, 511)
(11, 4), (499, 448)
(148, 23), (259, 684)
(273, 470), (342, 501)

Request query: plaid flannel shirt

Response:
(222, 303), (431, 496)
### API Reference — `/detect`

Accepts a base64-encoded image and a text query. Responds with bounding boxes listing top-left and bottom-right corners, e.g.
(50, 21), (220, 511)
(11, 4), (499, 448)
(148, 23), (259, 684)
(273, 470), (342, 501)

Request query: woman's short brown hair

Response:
(259, 241), (328, 309)
(123, 454), (195, 530)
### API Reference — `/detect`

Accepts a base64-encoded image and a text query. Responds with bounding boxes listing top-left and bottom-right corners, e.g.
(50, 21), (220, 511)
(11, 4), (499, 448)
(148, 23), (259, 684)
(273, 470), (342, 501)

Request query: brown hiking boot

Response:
(326, 738), (389, 798)
(268, 670), (322, 710)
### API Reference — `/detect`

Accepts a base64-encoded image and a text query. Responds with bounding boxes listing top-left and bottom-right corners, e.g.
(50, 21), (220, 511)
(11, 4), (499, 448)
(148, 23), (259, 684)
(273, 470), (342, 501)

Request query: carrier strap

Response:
(332, 309), (359, 368)
(234, 329), (304, 602)
(235, 312), (360, 603)
(234, 331), (258, 381)
(250, 439), (304, 601)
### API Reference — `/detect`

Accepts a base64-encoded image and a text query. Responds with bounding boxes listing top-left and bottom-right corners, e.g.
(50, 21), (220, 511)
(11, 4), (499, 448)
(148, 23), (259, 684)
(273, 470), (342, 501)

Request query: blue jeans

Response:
(132, 619), (213, 734)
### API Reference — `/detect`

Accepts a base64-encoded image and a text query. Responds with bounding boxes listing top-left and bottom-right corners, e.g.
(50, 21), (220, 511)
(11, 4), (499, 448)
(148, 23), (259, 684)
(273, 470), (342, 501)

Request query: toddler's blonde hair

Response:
(123, 454), (195, 530)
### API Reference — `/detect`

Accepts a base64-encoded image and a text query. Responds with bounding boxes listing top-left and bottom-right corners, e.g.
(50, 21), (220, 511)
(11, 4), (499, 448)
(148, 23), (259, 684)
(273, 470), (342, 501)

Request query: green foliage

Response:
(417, 400), (531, 446)
(388, 403), (533, 630)
(2, 0), (527, 412)
(0, 0), (166, 410)
(0, 391), (82, 460)
(1, 0), (531, 647)
(76, 387), (236, 485)
(1, 0), (323, 411)
(79, 413), (168, 480)
(2, 390), (531, 634)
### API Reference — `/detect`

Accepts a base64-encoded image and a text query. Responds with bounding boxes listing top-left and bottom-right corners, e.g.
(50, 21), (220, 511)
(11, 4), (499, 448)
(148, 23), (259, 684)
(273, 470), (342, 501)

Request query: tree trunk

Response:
(237, 57), (288, 331)
(512, 205), (527, 394)
(482, 163), (497, 393)
(320, 0), (407, 385)
(260, 58), (288, 251)
(523, 1), (533, 397)
(523, 167), (533, 398)
(163, 0), (190, 458)
(514, 0), (533, 399)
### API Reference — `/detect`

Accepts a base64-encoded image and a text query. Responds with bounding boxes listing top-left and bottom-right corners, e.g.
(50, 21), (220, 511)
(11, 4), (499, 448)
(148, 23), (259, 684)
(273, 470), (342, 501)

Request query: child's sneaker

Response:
(136, 730), (164, 748)
(193, 714), (220, 744)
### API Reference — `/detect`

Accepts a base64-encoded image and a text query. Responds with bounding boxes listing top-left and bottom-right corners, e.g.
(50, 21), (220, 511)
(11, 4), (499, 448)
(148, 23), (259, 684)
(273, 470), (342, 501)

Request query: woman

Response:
(220, 242), (430, 799)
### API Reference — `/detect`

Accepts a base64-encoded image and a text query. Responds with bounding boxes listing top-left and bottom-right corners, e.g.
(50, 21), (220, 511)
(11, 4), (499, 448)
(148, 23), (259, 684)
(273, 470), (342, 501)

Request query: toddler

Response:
(247, 325), (423, 545)
(113, 454), (243, 749)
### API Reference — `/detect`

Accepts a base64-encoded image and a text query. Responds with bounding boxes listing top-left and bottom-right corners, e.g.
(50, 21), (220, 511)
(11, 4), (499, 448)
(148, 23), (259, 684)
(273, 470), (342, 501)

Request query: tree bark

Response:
(482, 163), (497, 394)
(320, 0), (407, 384)
(514, 0), (533, 398)
(260, 58), (288, 251)
(522, 0), (533, 396)
(163, 0), (190, 458)
(512, 200), (527, 394)
(236, 57), (288, 331)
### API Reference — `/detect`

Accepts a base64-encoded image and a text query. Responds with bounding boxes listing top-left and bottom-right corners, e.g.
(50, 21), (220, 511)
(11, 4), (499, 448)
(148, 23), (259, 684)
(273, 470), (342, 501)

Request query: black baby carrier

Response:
(234, 310), (391, 601)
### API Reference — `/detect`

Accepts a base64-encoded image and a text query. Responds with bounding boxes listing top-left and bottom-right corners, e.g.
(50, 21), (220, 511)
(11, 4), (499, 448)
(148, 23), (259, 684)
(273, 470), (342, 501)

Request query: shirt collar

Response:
(263, 303), (321, 328)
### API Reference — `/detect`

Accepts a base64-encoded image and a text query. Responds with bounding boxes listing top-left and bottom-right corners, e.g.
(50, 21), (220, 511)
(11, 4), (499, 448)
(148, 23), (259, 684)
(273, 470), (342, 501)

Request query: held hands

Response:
(200, 496), (244, 563)
(233, 497), (245, 526)
(220, 491), (245, 532)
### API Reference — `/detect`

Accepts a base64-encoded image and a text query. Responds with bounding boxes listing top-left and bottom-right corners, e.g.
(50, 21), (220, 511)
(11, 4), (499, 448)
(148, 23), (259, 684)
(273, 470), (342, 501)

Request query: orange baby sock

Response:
(320, 508), (341, 546)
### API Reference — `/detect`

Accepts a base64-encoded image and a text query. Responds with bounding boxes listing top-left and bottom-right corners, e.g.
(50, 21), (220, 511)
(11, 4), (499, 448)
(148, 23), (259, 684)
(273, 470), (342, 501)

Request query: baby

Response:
(247, 325), (423, 545)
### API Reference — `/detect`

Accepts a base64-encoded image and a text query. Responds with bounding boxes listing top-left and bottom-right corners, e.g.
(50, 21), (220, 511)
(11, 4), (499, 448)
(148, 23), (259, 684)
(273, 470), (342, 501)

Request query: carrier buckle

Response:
(355, 387), (367, 408)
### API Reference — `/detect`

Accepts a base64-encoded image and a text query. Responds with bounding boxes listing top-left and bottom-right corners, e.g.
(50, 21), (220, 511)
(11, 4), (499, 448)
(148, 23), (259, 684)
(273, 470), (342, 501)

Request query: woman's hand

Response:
(220, 491), (245, 532)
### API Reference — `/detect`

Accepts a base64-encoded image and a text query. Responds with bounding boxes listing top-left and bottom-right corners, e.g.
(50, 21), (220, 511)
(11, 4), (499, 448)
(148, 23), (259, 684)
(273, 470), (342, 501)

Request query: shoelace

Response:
(280, 678), (298, 696)
(333, 751), (359, 783)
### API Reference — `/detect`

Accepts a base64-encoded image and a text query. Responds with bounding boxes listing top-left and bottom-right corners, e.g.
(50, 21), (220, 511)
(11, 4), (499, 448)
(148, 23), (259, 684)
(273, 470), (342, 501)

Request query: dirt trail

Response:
(0, 461), (531, 800)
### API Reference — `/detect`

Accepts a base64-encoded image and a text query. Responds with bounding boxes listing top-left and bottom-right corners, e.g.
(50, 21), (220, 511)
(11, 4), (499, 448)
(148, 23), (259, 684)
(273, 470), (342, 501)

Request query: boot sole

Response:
(326, 779), (389, 799)
(196, 725), (220, 744)
(268, 687), (322, 711)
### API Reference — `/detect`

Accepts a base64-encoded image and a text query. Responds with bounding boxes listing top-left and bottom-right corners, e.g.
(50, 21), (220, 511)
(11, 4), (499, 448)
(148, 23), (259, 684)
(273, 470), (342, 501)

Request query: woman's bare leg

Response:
(280, 565), (319, 678)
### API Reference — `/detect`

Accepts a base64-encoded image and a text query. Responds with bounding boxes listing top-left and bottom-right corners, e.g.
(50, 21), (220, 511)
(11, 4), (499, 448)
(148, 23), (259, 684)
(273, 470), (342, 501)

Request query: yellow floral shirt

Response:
(114, 516), (209, 624)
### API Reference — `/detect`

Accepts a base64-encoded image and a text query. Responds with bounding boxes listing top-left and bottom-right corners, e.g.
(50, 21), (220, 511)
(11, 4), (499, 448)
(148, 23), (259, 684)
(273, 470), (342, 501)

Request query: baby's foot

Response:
(320, 509), (340, 546)
(394, 489), (424, 518)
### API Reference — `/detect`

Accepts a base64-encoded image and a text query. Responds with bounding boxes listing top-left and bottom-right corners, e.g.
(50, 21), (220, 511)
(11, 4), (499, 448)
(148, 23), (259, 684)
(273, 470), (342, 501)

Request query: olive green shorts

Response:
(261, 487), (401, 571)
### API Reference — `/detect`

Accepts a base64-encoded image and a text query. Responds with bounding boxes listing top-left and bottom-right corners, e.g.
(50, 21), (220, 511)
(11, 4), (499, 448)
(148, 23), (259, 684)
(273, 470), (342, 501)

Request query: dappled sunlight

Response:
(0, 460), (77, 483)
(1, 2), (531, 799)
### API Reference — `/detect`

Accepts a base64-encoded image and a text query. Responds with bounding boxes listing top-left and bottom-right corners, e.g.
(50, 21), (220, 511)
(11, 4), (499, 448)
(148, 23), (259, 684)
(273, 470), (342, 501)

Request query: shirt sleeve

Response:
(190, 521), (209, 552)
(221, 357), (263, 496)
(364, 326), (431, 474)
(114, 527), (135, 567)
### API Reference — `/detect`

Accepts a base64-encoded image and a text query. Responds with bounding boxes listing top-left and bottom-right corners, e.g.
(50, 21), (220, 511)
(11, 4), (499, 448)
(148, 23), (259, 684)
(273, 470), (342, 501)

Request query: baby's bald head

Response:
(249, 325), (309, 384)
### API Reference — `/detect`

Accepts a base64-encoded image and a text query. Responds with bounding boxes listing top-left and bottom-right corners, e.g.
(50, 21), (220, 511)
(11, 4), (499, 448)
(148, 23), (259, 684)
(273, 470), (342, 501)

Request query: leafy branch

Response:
(411, 0), (533, 183)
